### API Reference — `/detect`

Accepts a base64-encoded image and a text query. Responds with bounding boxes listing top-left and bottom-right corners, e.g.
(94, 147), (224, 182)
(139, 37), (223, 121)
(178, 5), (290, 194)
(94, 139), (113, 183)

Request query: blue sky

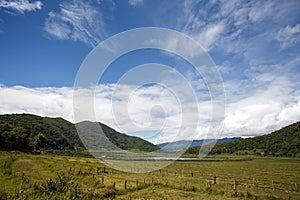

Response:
(0, 0), (300, 144)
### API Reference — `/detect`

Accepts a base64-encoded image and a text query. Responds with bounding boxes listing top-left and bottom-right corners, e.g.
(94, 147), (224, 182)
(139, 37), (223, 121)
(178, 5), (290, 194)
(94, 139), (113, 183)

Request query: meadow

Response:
(0, 151), (299, 199)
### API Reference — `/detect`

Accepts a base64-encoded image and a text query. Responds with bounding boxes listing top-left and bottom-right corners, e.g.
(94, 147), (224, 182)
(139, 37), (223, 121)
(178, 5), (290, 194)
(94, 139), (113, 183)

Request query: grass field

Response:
(0, 151), (299, 199)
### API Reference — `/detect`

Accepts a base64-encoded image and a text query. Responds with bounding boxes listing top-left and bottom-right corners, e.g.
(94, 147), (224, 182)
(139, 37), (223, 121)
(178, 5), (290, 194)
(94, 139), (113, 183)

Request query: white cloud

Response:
(277, 100), (300, 122)
(128, 0), (143, 8)
(277, 24), (300, 49)
(0, 85), (74, 121)
(0, 0), (42, 14)
(193, 21), (226, 51)
(224, 97), (300, 137)
(44, 0), (106, 47)
(223, 69), (300, 137)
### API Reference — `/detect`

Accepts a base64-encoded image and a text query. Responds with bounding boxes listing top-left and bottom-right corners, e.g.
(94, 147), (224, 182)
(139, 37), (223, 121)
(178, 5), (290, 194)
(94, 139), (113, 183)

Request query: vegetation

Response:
(0, 114), (299, 199)
(0, 152), (299, 199)
(184, 121), (300, 157)
(0, 123), (42, 153)
(0, 114), (159, 154)
(0, 114), (84, 153)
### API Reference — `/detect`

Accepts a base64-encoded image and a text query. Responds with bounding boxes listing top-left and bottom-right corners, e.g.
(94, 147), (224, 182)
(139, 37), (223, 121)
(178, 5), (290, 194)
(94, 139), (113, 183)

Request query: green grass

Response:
(0, 151), (299, 199)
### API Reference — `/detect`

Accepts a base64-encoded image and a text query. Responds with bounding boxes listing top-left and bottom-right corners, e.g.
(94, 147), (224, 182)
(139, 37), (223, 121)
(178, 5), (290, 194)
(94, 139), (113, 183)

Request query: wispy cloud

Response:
(0, 0), (42, 14)
(44, 0), (106, 47)
(179, 0), (300, 58)
(128, 0), (143, 8)
(277, 24), (300, 49)
(193, 20), (226, 51)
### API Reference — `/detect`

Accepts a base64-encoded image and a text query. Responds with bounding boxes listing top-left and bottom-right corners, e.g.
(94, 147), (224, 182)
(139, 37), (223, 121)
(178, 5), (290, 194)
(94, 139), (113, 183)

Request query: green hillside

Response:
(76, 121), (159, 152)
(185, 121), (300, 157)
(0, 114), (158, 154)
(97, 122), (159, 151)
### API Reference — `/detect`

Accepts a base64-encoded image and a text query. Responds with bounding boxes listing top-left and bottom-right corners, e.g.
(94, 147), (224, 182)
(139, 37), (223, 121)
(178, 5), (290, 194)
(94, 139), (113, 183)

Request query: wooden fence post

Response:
(191, 172), (194, 177)
(152, 177), (154, 184)
(112, 182), (116, 189)
(233, 177), (236, 190)
(214, 176), (217, 184)
(144, 178), (146, 184)
(101, 175), (104, 185)
(124, 180), (127, 189)
(136, 179), (139, 187)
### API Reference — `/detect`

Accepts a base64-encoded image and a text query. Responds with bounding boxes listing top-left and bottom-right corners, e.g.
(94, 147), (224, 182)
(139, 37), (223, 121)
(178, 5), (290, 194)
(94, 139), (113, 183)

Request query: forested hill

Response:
(185, 121), (300, 157)
(0, 114), (159, 153)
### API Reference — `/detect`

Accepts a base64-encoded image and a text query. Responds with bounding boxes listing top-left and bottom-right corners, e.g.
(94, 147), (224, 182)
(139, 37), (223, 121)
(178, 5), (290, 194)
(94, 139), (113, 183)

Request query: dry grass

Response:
(0, 151), (299, 199)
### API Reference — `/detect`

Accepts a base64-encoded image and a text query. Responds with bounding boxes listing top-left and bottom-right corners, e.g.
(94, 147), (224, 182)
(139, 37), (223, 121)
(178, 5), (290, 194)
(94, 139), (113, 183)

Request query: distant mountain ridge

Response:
(158, 137), (241, 152)
(185, 121), (300, 157)
(0, 114), (159, 154)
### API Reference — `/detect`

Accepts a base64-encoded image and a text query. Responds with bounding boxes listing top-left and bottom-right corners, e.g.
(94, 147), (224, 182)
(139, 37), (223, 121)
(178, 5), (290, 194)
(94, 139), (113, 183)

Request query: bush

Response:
(40, 173), (73, 194)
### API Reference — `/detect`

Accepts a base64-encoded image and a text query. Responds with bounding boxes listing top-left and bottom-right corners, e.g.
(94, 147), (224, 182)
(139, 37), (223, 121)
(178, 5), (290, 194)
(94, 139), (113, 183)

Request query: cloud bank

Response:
(1, 75), (299, 144)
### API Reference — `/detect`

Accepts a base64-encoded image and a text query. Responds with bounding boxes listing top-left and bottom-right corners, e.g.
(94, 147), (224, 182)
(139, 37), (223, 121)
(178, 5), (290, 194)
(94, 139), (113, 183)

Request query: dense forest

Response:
(185, 121), (300, 157)
(0, 114), (159, 154)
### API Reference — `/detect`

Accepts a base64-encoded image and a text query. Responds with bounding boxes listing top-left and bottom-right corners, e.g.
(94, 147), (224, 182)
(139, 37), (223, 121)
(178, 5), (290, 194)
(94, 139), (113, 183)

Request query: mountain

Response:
(157, 137), (241, 152)
(185, 121), (300, 157)
(0, 114), (159, 154)
(76, 120), (159, 152)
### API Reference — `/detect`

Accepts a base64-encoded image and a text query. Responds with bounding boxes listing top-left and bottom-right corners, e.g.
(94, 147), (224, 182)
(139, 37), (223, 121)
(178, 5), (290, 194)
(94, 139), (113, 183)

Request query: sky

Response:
(0, 0), (300, 144)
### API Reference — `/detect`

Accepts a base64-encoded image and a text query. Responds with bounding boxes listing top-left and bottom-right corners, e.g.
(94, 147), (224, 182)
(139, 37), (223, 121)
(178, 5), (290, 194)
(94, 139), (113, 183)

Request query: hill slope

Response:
(185, 121), (300, 157)
(76, 121), (159, 152)
(0, 114), (159, 153)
